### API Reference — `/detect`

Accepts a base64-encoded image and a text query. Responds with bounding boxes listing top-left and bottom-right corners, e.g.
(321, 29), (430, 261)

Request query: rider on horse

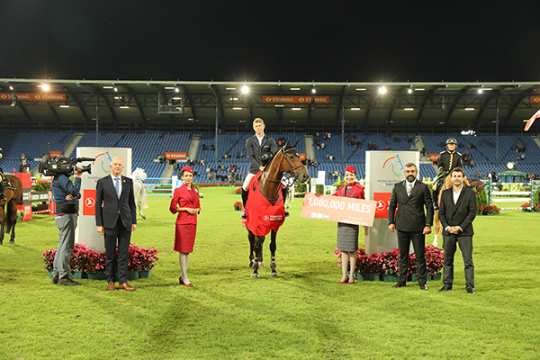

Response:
(241, 117), (278, 218)
(432, 138), (463, 209)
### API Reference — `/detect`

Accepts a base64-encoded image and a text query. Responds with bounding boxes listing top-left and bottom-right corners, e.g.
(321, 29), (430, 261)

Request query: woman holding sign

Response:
(169, 166), (201, 287)
(333, 165), (365, 284)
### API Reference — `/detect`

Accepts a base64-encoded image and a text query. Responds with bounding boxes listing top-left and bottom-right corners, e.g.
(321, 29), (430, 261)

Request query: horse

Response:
(131, 167), (148, 220)
(245, 145), (310, 278)
(0, 174), (23, 245)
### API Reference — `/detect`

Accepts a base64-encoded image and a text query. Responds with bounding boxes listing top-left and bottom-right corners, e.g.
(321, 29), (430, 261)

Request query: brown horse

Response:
(0, 174), (23, 245)
(246, 145), (309, 278)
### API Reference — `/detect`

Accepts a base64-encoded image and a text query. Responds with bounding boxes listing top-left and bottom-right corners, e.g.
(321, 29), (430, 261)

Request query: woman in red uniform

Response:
(169, 166), (201, 287)
(333, 165), (365, 284)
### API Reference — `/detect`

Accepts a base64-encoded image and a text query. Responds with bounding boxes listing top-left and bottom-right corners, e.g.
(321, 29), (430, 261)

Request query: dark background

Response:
(1, 1), (539, 81)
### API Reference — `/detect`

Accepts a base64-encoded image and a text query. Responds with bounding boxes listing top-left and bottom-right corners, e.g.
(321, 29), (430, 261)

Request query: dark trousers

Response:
(104, 219), (131, 283)
(443, 235), (474, 290)
(397, 231), (427, 285)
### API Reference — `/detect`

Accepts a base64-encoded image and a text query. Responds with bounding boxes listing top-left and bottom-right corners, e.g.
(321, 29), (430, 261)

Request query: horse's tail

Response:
(6, 199), (16, 233)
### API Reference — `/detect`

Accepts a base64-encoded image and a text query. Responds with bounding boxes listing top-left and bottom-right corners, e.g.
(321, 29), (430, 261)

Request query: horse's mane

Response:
(437, 176), (471, 207)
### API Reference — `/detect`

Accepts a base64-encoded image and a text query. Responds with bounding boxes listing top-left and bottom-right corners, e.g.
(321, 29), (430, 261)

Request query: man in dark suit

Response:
(438, 167), (477, 294)
(96, 157), (137, 291)
(241, 117), (278, 217)
(388, 163), (434, 290)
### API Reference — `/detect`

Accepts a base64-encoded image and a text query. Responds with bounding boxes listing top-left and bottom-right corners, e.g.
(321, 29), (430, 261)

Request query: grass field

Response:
(1, 186), (539, 359)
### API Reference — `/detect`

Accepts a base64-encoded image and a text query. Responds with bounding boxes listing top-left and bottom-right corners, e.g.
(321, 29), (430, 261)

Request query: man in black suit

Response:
(96, 157), (137, 291)
(438, 167), (477, 294)
(388, 163), (434, 290)
(241, 117), (278, 217)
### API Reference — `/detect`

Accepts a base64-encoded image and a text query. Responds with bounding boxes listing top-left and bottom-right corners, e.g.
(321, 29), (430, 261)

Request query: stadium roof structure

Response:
(1, 79), (539, 132)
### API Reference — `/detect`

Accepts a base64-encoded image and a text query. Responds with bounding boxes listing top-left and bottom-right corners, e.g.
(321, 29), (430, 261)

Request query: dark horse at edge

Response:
(0, 174), (23, 245)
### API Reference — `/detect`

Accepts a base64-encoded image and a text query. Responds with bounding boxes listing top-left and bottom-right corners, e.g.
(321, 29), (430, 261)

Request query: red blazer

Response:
(333, 182), (365, 199)
(169, 184), (201, 225)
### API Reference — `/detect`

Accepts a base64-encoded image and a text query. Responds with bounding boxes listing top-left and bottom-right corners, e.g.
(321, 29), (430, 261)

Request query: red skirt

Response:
(174, 223), (197, 253)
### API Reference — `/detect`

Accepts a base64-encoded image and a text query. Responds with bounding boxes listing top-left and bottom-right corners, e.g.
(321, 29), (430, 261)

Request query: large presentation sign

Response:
(75, 147), (132, 251)
(365, 151), (419, 254)
(302, 193), (376, 227)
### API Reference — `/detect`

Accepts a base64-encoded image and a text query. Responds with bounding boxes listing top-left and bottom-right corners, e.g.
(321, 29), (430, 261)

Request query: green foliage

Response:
(315, 184), (324, 195)
(32, 181), (51, 192)
(0, 188), (539, 359)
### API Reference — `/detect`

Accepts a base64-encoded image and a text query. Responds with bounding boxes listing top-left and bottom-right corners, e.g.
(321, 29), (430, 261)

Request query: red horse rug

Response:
(245, 174), (286, 236)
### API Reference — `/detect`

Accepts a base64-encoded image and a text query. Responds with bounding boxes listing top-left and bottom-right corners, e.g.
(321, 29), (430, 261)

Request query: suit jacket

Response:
(245, 135), (278, 174)
(439, 186), (477, 236)
(95, 175), (137, 230)
(388, 180), (434, 233)
(169, 184), (201, 225)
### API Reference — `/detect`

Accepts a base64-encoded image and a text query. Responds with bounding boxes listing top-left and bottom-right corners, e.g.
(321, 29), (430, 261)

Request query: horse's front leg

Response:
(0, 219), (4, 246)
(0, 206), (5, 245)
(248, 231), (255, 268)
(270, 230), (278, 276)
(251, 236), (265, 278)
(9, 206), (16, 245)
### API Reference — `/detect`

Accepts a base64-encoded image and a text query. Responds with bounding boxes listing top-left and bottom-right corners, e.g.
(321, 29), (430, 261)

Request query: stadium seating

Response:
(2, 130), (539, 183)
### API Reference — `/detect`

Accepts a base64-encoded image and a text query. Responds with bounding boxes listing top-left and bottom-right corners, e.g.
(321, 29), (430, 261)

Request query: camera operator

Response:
(51, 166), (83, 286)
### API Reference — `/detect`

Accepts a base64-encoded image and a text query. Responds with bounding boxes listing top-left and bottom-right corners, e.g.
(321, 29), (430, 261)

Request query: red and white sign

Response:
(301, 193), (377, 227)
(82, 189), (96, 216)
(373, 192), (391, 219)
(261, 95), (331, 105)
(164, 151), (189, 160)
(0, 92), (67, 102)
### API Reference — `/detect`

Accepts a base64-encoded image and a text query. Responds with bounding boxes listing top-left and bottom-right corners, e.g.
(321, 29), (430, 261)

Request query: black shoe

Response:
(52, 274), (59, 284)
(439, 286), (452, 292)
(466, 287), (476, 294)
(419, 283), (429, 290)
(58, 277), (81, 286)
(393, 282), (406, 288)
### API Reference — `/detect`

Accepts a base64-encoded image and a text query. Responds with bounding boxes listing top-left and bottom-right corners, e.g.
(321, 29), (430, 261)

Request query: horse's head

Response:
(274, 143), (310, 183)
(131, 168), (147, 181)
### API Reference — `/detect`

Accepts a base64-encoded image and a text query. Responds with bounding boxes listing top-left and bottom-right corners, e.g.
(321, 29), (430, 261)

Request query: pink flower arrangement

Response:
(335, 245), (444, 277)
(43, 243), (158, 273)
(128, 244), (159, 271)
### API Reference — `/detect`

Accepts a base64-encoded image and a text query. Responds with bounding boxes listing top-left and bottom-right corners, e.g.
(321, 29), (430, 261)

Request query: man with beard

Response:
(388, 163), (434, 290)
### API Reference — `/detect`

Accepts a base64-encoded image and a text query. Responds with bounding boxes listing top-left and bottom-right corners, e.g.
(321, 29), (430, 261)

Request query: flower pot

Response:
(360, 272), (377, 281)
(114, 271), (139, 282)
(430, 273), (442, 281)
(87, 272), (107, 280)
(138, 270), (150, 279)
(71, 272), (85, 279)
(382, 274), (398, 282)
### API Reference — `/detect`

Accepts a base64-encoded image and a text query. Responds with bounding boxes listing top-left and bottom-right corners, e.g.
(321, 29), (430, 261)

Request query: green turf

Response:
(1, 186), (539, 359)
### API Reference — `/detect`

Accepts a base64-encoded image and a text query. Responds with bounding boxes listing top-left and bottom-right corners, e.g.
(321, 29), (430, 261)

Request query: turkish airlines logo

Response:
(85, 197), (95, 207)
(83, 189), (96, 216)
(373, 192), (391, 219)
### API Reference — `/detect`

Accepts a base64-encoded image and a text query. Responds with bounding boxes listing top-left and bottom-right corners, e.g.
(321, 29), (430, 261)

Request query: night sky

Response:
(1, 1), (540, 82)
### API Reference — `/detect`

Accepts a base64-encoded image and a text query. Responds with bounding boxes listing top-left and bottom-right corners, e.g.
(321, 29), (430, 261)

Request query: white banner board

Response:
(365, 151), (419, 254)
(75, 147), (132, 251)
